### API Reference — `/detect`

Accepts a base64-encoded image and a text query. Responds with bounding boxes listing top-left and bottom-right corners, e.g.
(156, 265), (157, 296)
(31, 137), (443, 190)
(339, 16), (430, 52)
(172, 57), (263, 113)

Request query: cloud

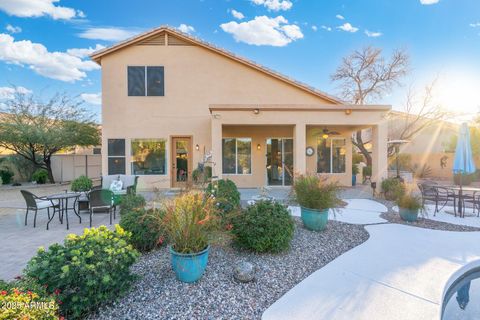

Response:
(365, 30), (382, 37)
(81, 92), (101, 105)
(470, 22), (480, 28)
(337, 23), (358, 33)
(0, 0), (83, 20)
(231, 9), (245, 20)
(251, 0), (292, 11)
(5, 24), (21, 33)
(311, 25), (318, 31)
(177, 24), (195, 34)
(0, 33), (100, 82)
(66, 44), (105, 58)
(336, 14), (345, 20)
(420, 0), (439, 4)
(0, 86), (32, 100)
(321, 25), (332, 31)
(77, 27), (138, 41)
(220, 15), (303, 46)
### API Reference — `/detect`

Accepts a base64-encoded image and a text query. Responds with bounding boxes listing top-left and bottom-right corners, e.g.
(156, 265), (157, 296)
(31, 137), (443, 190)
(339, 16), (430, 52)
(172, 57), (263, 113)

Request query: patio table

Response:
(443, 186), (480, 218)
(46, 192), (82, 230)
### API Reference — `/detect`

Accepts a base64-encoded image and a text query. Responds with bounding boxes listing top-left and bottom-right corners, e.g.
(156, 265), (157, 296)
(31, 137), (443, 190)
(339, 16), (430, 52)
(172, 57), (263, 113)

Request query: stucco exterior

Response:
(93, 27), (390, 190)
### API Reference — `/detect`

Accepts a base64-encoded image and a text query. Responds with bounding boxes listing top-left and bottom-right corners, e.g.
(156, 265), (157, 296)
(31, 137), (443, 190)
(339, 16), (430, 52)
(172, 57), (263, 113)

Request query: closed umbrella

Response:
(452, 123), (476, 216)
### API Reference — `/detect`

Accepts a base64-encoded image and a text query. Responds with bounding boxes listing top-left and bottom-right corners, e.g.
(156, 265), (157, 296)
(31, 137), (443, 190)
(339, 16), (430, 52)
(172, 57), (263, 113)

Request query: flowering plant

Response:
(0, 287), (58, 319)
(162, 192), (219, 254)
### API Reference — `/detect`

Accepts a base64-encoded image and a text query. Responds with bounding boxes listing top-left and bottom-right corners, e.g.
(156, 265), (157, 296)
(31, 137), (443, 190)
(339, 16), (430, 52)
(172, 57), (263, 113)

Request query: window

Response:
(222, 138), (251, 174)
(108, 139), (125, 175)
(93, 147), (101, 155)
(131, 139), (166, 175)
(128, 66), (164, 96)
(317, 137), (346, 173)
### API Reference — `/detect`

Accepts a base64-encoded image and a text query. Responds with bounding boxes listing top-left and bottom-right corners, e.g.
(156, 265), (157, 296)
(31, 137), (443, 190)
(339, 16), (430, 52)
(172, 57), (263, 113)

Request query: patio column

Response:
(211, 117), (223, 180)
(294, 123), (307, 176)
(372, 122), (388, 187)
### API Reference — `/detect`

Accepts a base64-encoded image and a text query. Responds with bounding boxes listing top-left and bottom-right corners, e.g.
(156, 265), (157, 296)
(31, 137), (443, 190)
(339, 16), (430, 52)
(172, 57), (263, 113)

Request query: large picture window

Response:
(222, 138), (251, 174)
(128, 66), (164, 96)
(131, 139), (166, 175)
(317, 138), (346, 174)
(108, 139), (125, 175)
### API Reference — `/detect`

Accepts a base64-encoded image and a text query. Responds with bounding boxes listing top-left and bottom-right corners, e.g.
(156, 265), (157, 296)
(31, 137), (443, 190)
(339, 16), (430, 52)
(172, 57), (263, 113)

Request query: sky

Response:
(0, 0), (479, 122)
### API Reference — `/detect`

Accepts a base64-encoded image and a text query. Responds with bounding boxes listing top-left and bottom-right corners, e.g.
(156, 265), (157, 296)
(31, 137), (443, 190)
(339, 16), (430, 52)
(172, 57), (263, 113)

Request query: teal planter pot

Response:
(352, 175), (357, 186)
(169, 245), (210, 283)
(399, 208), (419, 222)
(301, 207), (329, 231)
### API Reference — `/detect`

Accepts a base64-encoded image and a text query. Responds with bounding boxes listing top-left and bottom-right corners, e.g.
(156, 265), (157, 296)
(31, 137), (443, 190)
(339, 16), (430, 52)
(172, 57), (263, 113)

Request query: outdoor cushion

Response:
(110, 180), (123, 192)
(35, 199), (58, 209)
(120, 175), (136, 188)
(112, 189), (127, 195)
(102, 175), (119, 189)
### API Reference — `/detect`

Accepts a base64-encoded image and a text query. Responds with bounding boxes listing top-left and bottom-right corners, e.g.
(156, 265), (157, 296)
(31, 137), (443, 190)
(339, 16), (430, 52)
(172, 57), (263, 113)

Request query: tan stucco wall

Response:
(101, 42), (337, 189)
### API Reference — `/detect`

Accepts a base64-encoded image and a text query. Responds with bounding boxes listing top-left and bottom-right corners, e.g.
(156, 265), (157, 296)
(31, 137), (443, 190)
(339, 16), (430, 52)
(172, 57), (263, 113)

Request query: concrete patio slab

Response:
(393, 204), (480, 228)
(263, 224), (480, 320)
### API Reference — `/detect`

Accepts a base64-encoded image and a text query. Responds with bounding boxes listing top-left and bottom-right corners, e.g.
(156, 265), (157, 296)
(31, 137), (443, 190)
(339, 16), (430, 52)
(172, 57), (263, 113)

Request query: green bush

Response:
(192, 165), (212, 184)
(362, 166), (372, 178)
(70, 175), (93, 192)
(352, 163), (359, 175)
(32, 169), (48, 184)
(206, 179), (241, 218)
(381, 178), (406, 201)
(120, 208), (166, 252)
(0, 168), (14, 184)
(232, 200), (294, 253)
(352, 153), (363, 164)
(291, 175), (342, 210)
(25, 225), (139, 319)
(119, 193), (147, 215)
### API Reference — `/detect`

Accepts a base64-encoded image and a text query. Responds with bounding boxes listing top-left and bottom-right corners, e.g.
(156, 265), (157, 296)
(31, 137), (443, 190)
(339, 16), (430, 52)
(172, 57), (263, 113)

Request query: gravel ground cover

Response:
(89, 218), (369, 320)
(380, 212), (480, 232)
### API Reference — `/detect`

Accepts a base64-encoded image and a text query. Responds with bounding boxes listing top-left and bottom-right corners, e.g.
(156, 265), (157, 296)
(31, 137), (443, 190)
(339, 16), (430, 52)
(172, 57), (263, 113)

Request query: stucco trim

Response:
(209, 104), (391, 112)
(90, 26), (343, 104)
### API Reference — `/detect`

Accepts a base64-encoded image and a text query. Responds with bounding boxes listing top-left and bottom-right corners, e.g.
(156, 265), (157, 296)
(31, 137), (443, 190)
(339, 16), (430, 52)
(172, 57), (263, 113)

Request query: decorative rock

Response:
(233, 261), (255, 283)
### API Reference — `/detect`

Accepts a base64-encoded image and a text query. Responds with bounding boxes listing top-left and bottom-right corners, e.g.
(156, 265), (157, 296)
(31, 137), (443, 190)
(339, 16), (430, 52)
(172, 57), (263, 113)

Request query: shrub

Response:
(119, 193), (147, 215)
(0, 286), (58, 319)
(192, 165), (212, 184)
(120, 208), (166, 252)
(0, 176), (2, 186)
(291, 175), (342, 210)
(362, 166), (372, 179)
(163, 192), (219, 254)
(352, 153), (363, 164)
(352, 163), (359, 175)
(397, 193), (423, 211)
(70, 175), (93, 192)
(232, 201), (294, 253)
(25, 225), (139, 319)
(381, 178), (406, 201)
(0, 168), (14, 184)
(205, 179), (241, 217)
(32, 169), (48, 184)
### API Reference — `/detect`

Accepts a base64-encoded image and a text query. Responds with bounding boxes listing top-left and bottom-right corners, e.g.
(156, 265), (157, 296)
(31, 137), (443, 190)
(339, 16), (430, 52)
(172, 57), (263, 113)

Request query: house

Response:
(90, 26), (390, 190)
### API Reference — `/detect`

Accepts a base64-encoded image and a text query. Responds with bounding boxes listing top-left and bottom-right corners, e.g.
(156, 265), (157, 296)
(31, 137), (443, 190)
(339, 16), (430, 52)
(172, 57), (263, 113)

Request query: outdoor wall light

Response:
(345, 108), (352, 115)
(253, 108), (260, 114)
(322, 133), (329, 139)
(195, 144), (200, 151)
(257, 144), (261, 150)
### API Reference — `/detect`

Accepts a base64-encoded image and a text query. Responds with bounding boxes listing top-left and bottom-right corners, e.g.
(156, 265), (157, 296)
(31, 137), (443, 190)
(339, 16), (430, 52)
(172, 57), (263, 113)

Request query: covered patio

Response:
(209, 104), (390, 188)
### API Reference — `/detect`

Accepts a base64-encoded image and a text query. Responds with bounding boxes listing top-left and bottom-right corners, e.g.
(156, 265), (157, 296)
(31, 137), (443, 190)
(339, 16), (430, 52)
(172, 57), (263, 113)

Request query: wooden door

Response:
(171, 136), (192, 188)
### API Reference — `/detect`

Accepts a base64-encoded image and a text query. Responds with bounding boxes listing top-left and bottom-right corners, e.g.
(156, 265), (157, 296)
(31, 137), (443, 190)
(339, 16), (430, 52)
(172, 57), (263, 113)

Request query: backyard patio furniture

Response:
(46, 192), (82, 230)
(100, 175), (139, 205)
(417, 183), (455, 216)
(444, 186), (480, 218)
(88, 189), (116, 227)
(21, 190), (60, 229)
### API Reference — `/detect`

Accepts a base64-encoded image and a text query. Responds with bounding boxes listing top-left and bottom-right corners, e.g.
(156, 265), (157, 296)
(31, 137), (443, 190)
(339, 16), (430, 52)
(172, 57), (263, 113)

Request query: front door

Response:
(266, 138), (294, 186)
(171, 136), (192, 188)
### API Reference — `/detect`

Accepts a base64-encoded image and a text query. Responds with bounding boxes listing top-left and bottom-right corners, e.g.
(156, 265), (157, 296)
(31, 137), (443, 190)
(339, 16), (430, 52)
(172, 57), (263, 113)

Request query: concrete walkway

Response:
(264, 209), (480, 320)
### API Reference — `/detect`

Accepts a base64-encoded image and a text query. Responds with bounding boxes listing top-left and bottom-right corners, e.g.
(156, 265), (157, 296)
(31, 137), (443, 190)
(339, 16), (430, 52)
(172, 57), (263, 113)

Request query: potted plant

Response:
(397, 193), (422, 222)
(71, 175), (94, 211)
(291, 175), (342, 231)
(352, 163), (359, 186)
(162, 192), (218, 282)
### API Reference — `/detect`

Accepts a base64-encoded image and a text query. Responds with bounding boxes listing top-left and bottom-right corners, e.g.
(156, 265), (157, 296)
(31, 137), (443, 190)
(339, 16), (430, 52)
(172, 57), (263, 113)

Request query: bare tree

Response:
(331, 46), (409, 165)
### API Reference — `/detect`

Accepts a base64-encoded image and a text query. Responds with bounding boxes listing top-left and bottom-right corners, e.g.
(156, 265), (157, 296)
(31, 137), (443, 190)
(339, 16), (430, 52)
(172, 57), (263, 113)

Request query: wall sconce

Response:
(257, 144), (261, 150)
(253, 108), (260, 114)
(322, 133), (329, 139)
(345, 108), (352, 115)
(195, 144), (200, 151)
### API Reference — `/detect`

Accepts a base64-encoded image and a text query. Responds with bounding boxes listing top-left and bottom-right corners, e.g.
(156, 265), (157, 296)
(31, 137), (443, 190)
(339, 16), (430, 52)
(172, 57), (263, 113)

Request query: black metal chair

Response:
(417, 183), (455, 216)
(87, 189), (116, 227)
(20, 190), (60, 229)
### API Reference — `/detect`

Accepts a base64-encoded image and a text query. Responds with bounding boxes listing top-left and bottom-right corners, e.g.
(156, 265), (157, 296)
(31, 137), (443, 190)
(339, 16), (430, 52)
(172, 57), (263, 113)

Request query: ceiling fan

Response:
(312, 128), (340, 139)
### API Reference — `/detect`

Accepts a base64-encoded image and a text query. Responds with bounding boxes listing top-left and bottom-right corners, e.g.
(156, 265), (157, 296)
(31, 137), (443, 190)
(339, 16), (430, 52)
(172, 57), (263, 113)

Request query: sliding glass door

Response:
(266, 138), (293, 186)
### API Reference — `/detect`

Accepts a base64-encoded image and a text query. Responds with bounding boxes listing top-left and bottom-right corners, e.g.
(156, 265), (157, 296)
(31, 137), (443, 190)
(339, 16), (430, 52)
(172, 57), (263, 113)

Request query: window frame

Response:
(130, 138), (168, 176)
(107, 139), (126, 175)
(316, 137), (346, 174)
(222, 137), (252, 175)
(127, 66), (165, 97)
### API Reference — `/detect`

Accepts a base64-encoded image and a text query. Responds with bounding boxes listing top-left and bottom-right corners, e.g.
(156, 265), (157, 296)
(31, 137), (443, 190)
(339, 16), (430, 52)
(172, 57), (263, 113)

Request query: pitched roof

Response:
(90, 26), (343, 104)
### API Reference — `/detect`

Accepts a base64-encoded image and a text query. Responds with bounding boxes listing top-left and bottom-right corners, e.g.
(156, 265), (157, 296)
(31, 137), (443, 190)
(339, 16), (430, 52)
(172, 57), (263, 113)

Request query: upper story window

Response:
(128, 66), (164, 96)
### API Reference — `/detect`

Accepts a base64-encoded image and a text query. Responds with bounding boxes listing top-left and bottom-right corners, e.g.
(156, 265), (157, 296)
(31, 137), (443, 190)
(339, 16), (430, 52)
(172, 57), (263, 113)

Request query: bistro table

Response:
(444, 186), (480, 218)
(46, 192), (82, 230)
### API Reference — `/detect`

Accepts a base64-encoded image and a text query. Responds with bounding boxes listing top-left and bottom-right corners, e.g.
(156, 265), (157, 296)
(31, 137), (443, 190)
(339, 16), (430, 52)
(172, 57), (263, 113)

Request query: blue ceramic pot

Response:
(169, 245), (210, 283)
(352, 175), (357, 186)
(301, 207), (329, 231)
(399, 208), (419, 222)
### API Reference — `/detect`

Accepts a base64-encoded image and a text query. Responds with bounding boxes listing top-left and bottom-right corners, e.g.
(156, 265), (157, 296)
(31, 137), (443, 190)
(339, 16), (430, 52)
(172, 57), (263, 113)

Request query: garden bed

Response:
(380, 212), (480, 232)
(89, 218), (369, 320)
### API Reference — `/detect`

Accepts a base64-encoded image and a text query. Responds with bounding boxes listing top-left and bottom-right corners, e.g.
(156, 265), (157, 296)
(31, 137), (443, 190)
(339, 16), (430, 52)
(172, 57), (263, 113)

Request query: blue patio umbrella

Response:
(452, 123), (476, 215)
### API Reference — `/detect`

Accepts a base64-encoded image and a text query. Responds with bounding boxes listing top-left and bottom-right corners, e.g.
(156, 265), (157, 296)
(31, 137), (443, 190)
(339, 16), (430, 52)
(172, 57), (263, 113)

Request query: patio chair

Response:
(88, 189), (116, 227)
(20, 190), (59, 229)
(417, 183), (455, 216)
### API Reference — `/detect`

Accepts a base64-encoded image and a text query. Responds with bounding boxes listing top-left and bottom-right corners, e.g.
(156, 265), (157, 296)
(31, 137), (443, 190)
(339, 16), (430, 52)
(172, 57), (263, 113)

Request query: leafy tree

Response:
(0, 90), (100, 183)
(331, 46), (409, 165)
